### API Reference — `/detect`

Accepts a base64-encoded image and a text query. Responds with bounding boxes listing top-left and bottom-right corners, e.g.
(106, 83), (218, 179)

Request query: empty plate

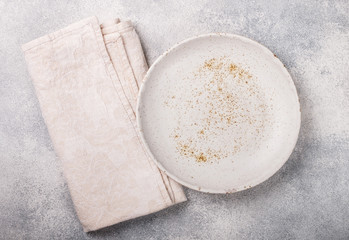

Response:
(137, 33), (300, 193)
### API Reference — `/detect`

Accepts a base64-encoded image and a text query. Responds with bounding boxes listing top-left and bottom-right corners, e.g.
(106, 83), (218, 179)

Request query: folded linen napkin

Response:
(22, 16), (186, 232)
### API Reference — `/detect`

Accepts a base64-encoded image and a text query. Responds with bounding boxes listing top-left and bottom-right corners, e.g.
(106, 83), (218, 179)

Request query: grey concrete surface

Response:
(0, 0), (348, 239)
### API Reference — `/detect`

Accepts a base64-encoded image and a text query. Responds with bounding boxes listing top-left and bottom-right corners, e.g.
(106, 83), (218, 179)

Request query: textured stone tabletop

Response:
(1, 0), (348, 239)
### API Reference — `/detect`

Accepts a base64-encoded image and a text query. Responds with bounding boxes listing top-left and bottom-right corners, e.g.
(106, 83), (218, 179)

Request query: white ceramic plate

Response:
(137, 33), (300, 193)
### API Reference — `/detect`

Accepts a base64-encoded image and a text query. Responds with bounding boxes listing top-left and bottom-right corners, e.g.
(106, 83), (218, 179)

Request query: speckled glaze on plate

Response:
(137, 33), (300, 194)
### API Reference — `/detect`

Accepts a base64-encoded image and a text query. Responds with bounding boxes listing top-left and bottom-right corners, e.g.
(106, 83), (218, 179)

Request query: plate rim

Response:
(136, 33), (301, 194)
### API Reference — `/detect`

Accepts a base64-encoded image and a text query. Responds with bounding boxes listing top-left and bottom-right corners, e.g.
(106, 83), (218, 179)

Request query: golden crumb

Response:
(196, 153), (207, 162)
(229, 63), (238, 73)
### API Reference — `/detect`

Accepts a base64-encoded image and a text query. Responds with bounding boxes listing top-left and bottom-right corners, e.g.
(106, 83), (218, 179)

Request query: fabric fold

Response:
(22, 16), (186, 232)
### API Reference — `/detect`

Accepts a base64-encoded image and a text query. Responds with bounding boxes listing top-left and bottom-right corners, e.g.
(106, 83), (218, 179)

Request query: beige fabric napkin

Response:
(22, 16), (186, 232)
